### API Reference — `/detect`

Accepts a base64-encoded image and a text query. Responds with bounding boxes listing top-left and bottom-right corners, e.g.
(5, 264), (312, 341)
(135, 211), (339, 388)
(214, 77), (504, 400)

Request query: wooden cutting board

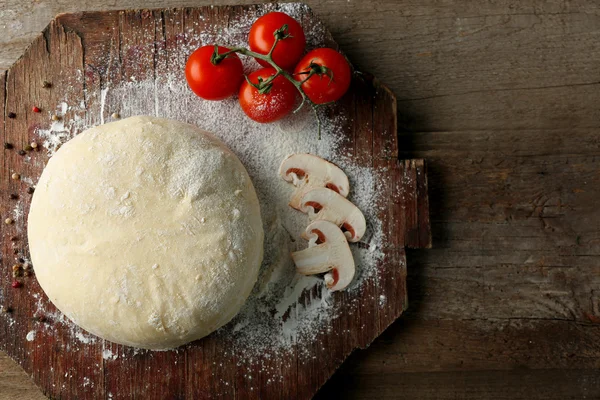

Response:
(0, 3), (431, 399)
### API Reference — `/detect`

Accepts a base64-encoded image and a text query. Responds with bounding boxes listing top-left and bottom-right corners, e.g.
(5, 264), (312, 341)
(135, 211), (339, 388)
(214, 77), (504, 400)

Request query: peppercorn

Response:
(37, 315), (47, 323)
(1, 306), (13, 314)
(27, 187), (35, 194)
(18, 150), (26, 156)
(24, 144), (33, 151)
(42, 81), (52, 88)
(9, 193), (18, 200)
(7, 112), (16, 119)
(18, 258), (24, 263)
(32, 106), (41, 113)
(11, 172), (20, 180)
(5, 218), (13, 225)
(4, 142), (13, 149)
(10, 236), (18, 241)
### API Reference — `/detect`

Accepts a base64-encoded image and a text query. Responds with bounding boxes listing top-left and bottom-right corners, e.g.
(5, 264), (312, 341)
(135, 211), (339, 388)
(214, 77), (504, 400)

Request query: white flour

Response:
(23, 3), (388, 361)
(102, 349), (118, 361)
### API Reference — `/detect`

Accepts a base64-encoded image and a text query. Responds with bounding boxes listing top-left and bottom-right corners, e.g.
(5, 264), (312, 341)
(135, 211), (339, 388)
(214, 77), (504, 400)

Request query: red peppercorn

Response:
(32, 106), (41, 113)
(11, 281), (22, 288)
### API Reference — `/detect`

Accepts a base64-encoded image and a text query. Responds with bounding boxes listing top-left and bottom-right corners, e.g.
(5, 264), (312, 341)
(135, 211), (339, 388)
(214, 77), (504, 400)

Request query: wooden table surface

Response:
(1, 1), (599, 399)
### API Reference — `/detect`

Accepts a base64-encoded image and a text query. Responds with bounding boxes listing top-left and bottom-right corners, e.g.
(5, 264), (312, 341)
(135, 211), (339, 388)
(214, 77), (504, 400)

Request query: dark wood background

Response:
(1, 0), (599, 399)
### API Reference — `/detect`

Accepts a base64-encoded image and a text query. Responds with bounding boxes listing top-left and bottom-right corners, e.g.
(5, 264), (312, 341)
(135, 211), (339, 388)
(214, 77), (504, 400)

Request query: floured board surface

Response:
(0, 3), (430, 399)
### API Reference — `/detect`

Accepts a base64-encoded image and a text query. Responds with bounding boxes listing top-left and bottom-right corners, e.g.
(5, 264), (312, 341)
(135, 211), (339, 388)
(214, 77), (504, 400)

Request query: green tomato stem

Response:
(213, 26), (324, 139)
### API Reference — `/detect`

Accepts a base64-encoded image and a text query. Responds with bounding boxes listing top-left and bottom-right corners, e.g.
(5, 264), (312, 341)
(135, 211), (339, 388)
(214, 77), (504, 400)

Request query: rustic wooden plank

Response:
(328, 317), (600, 374)
(6, 0), (599, 398)
(316, 123), (600, 393)
(318, 124), (600, 395)
(0, 353), (46, 400)
(0, 3), (429, 399)
(397, 127), (600, 321)
(1, 15), (106, 400)
(317, 369), (600, 400)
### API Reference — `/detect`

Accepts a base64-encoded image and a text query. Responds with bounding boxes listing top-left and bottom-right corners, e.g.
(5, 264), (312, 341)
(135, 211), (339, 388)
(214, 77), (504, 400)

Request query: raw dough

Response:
(28, 116), (264, 350)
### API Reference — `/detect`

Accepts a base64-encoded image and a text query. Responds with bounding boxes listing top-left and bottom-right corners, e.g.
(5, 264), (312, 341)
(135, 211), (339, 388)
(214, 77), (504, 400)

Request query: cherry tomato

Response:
(185, 45), (244, 100)
(294, 48), (352, 104)
(249, 12), (306, 70)
(239, 68), (298, 123)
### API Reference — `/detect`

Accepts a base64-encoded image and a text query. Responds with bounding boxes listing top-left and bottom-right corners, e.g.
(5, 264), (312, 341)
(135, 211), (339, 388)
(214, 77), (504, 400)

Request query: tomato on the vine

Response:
(294, 48), (352, 104)
(249, 12), (306, 70)
(185, 45), (244, 100)
(239, 68), (298, 123)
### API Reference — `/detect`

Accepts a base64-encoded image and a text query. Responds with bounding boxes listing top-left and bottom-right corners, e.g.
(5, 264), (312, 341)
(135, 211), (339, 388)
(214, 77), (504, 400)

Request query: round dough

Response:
(28, 116), (264, 350)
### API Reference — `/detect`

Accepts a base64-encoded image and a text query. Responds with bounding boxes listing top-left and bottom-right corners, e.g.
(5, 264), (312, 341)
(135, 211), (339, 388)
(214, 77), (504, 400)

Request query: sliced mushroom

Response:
(299, 187), (366, 243)
(279, 153), (350, 210)
(291, 220), (355, 291)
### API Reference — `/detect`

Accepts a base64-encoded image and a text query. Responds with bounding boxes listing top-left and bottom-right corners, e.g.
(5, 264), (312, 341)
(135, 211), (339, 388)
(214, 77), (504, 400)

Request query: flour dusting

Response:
(102, 349), (118, 361)
(17, 3), (390, 364)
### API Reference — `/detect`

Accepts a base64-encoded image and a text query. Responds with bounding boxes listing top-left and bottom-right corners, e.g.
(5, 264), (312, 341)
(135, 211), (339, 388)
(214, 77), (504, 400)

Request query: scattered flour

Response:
(75, 331), (96, 344)
(102, 349), (118, 361)
(5, 2), (391, 368)
(26, 330), (36, 341)
(12, 200), (24, 224)
(379, 294), (387, 307)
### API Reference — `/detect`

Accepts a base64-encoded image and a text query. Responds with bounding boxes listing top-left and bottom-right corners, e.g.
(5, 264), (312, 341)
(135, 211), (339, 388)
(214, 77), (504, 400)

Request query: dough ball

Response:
(28, 116), (264, 350)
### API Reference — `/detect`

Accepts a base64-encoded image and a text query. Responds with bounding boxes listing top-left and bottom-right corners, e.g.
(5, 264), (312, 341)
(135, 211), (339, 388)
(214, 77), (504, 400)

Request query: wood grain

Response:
(0, 3), (430, 399)
(2, 0), (600, 399)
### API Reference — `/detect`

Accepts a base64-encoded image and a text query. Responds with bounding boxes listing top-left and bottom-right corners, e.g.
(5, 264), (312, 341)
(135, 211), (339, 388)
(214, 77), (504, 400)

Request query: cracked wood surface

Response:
(2, 0), (600, 399)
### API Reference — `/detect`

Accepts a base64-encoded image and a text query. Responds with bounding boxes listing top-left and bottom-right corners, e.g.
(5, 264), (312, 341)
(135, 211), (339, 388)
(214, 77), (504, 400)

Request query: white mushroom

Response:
(279, 153), (350, 210)
(291, 220), (355, 292)
(299, 187), (366, 243)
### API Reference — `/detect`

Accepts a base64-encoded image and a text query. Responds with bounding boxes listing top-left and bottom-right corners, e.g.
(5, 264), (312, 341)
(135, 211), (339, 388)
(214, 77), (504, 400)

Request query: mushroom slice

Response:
(279, 153), (350, 210)
(300, 187), (366, 243)
(291, 220), (355, 292)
